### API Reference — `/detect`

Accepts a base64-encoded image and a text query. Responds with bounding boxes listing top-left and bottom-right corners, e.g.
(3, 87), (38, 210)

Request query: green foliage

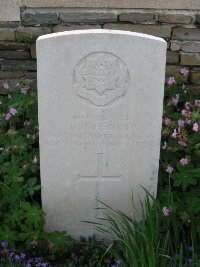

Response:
(0, 82), (70, 255)
(158, 74), (200, 220)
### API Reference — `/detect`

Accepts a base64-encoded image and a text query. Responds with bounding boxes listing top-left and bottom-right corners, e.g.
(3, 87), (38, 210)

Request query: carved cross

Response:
(77, 152), (121, 217)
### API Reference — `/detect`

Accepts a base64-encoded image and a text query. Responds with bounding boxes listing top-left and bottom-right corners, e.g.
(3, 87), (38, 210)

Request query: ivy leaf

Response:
(24, 177), (41, 196)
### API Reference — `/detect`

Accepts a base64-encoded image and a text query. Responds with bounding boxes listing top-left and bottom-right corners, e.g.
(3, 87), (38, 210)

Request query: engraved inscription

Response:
(74, 52), (130, 106)
(78, 152), (121, 217)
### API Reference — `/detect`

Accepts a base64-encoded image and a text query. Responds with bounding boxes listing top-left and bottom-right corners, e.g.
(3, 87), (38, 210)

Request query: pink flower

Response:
(2, 80), (9, 90)
(164, 117), (171, 126)
(182, 109), (191, 118)
(9, 108), (17, 116)
(195, 100), (200, 108)
(180, 67), (189, 77)
(167, 77), (176, 87)
(0, 147), (4, 151)
(162, 141), (167, 150)
(5, 113), (12, 121)
(180, 158), (189, 165)
(162, 207), (170, 216)
(178, 119), (185, 128)
(166, 165), (174, 174)
(192, 123), (199, 132)
(8, 94), (12, 99)
(185, 101), (192, 110)
(172, 129), (178, 139)
(21, 87), (28, 94)
(178, 140), (187, 147)
(172, 94), (179, 106)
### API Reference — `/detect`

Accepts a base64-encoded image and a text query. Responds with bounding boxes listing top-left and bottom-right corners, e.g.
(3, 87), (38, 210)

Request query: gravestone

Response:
(37, 29), (166, 238)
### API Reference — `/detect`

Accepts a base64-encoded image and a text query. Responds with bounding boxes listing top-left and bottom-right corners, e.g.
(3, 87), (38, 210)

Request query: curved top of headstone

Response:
(37, 29), (166, 44)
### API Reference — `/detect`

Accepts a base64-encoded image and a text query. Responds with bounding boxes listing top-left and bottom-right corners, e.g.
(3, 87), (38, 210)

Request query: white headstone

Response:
(37, 30), (166, 238)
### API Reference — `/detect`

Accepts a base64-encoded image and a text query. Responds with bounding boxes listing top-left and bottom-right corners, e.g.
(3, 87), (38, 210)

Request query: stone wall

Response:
(0, 6), (200, 93)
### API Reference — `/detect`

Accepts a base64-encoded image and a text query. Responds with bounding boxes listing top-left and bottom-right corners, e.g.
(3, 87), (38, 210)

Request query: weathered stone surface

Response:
(1, 60), (37, 71)
(53, 24), (101, 33)
(170, 41), (181, 51)
(190, 71), (200, 84)
(165, 65), (188, 84)
(21, 11), (58, 26)
(187, 85), (200, 95)
(0, 42), (30, 50)
(158, 14), (192, 24)
(0, 71), (24, 79)
(0, 29), (15, 41)
(166, 51), (179, 64)
(182, 41), (200, 52)
(24, 71), (37, 79)
(59, 11), (117, 23)
(30, 44), (36, 58)
(104, 24), (171, 37)
(0, 50), (30, 59)
(119, 12), (155, 23)
(172, 28), (200, 41)
(180, 52), (200, 65)
(21, 0), (200, 10)
(0, 22), (19, 28)
(0, 0), (20, 22)
(16, 27), (51, 43)
(37, 29), (166, 239)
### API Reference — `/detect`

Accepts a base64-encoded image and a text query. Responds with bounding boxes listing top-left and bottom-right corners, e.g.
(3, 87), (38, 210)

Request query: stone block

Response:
(0, 42), (30, 50)
(37, 29), (166, 238)
(166, 51), (179, 64)
(16, 27), (51, 43)
(182, 41), (200, 52)
(0, 0), (20, 22)
(158, 14), (192, 24)
(59, 10), (117, 23)
(21, 11), (58, 26)
(0, 22), (20, 28)
(0, 29), (15, 41)
(1, 60), (37, 71)
(170, 41), (181, 51)
(165, 65), (188, 84)
(30, 44), (36, 58)
(52, 24), (101, 33)
(187, 85), (200, 95)
(190, 71), (200, 84)
(180, 52), (200, 65)
(104, 23), (172, 37)
(119, 12), (155, 23)
(172, 28), (200, 41)
(0, 71), (24, 79)
(24, 71), (37, 79)
(0, 50), (30, 59)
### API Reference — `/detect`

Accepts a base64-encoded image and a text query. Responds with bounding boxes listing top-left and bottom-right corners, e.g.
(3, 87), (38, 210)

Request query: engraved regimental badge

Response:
(74, 52), (130, 106)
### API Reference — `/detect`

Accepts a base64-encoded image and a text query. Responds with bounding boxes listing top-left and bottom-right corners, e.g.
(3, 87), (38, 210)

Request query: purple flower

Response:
(162, 207), (170, 216)
(1, 241), (8, 248)
(116, 259), (123, 265)
(193, 123), (199, 132)
(9, 108), (17, 116)
(3, 80), (9, 90)
(195, 100), (200, 107)
(180, 158), (189, 166)
(15, 255), (21, 262)
(187, 258), (192, 264)
(21, 87), (28, 94)
(167, 77), (176, 87)
(166, 165), (174, 174)
(180, 67), (189, 77)
(5, 112), (12, 121)
(41, 263), (48, 267)
(188, 245), (193, 252)
(20, 252), (26, 259)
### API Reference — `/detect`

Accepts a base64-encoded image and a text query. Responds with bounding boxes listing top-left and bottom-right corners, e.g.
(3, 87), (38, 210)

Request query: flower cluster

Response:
(0, 241), (50, 267)
(111, 259), (123, 267)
